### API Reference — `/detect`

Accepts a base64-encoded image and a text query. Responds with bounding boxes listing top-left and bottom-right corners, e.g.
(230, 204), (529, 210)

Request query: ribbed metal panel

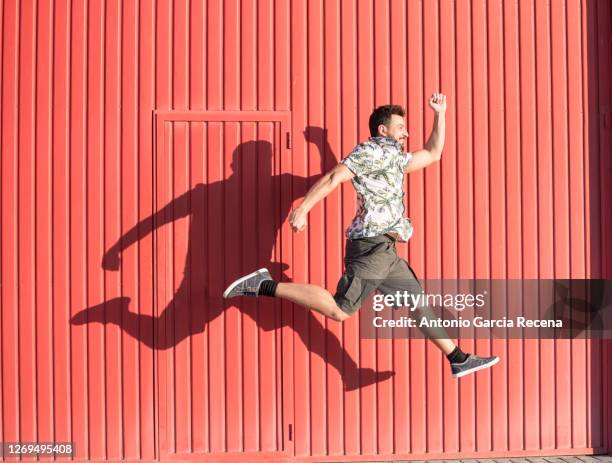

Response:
(1, 1), (611, 461)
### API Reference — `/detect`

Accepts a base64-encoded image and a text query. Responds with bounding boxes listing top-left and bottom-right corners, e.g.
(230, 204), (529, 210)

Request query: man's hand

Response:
(428, 92), (447, 114)
(289, 207), (308, 232)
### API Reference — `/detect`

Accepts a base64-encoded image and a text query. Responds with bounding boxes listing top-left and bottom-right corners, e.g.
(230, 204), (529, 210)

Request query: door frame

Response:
(152, 110), (294, 461)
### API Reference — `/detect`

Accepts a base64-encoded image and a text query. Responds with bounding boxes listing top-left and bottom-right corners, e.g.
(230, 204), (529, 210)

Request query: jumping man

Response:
(223, 94), (499, 378)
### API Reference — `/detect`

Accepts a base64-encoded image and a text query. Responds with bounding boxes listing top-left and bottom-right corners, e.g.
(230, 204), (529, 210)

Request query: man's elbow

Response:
(429, 149), (442, 161)
(328, 164), (355, 187)
(329, 167), (353, 188)
(328, 172), (343, 189)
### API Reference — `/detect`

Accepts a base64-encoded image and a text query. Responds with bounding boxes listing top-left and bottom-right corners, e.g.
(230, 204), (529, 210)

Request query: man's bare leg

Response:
(274, 283), (498, 376)
(275, 282), (459, 354)
(274, 282), (350, 321)
(426, 337), (456, 356)
(275, 282), (456, 355)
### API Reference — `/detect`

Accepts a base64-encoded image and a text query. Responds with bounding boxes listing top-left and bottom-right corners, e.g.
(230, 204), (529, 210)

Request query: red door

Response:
(153, 111), (294, 460)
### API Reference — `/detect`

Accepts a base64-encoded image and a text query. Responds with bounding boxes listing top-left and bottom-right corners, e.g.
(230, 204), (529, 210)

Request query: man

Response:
(224, 94), (499, 378)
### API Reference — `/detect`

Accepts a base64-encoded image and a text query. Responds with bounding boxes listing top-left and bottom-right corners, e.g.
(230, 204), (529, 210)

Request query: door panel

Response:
(153, 112), (292, 459)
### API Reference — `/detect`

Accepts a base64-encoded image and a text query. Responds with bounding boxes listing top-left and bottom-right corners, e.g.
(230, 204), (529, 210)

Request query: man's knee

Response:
(330, 304), (352, 322)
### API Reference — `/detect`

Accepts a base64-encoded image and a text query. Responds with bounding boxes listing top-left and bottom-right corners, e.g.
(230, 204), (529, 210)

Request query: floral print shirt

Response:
(341, 136), (413, 242)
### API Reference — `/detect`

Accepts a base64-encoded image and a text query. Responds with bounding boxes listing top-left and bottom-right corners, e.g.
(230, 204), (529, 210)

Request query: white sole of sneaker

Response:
(222, 268), (269, 299)
(452, 356), (500, 378)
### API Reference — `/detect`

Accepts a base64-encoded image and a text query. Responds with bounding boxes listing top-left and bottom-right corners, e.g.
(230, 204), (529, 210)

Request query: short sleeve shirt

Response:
(341, 136), (413, 242)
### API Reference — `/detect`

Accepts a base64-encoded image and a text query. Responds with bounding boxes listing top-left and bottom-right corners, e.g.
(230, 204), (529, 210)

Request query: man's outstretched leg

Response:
(223, 262), (500, 378)
(223, 267), (351, 321)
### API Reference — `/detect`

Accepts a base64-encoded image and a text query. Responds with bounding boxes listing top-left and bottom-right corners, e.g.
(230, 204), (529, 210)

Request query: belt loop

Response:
(384, 232), (399, 242)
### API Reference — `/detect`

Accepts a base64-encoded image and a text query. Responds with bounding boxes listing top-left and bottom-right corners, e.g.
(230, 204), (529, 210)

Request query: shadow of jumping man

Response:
(71, 126), (394, 391)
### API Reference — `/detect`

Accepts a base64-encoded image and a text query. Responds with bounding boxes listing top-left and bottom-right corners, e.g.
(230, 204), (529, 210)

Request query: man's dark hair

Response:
(368, 105), (406, 137)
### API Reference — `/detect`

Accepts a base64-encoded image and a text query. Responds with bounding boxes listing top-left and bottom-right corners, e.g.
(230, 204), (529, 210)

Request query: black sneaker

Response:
(223, 268), (272, 298)
(451, 354), (500, 378)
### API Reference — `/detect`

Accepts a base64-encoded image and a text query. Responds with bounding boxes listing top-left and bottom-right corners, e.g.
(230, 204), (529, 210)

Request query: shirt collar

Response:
(368, 136), (404, 152)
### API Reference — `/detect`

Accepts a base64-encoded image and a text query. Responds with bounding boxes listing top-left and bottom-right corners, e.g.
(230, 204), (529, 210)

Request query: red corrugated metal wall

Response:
(1, 0), (611, 461)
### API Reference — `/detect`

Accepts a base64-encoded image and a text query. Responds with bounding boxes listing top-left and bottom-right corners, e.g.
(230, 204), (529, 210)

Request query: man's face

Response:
(379, 114), (409, 145)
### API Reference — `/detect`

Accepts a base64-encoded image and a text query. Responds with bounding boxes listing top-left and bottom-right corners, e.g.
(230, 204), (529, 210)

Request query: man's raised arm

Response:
(405, 93), (447, 173)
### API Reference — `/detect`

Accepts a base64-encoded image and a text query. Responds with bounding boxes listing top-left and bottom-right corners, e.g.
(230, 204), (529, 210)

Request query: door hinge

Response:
(286, 131), (292, 149)
(288, 423), (293, 441)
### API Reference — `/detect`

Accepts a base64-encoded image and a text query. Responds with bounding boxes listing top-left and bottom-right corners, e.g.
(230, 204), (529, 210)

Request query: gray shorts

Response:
(333, 234), (423, 315)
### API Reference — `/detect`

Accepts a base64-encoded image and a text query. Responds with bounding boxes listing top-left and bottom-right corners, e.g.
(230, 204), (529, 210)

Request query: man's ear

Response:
(378, 124), (387, 136)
